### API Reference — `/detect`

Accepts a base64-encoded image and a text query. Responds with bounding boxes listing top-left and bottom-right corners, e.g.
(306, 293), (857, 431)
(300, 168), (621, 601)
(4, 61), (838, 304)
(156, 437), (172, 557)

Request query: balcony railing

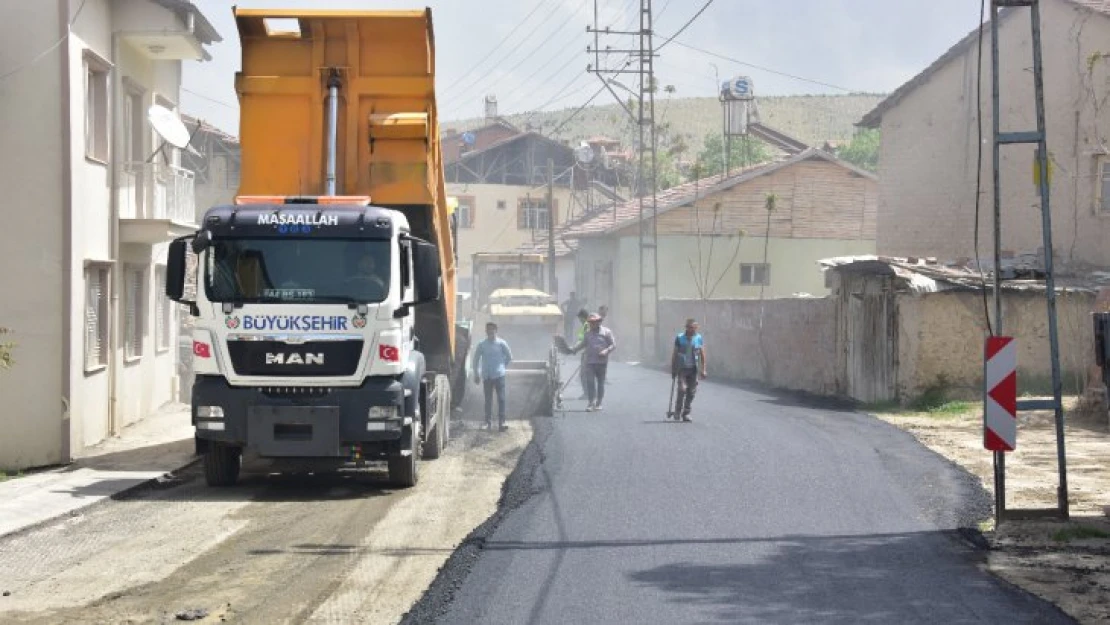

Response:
(119, 162), (196, 225)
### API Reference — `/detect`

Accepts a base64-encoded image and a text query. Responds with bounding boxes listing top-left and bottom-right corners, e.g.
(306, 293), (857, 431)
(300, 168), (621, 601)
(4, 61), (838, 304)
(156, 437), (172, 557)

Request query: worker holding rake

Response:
(670, 318), (707, 422)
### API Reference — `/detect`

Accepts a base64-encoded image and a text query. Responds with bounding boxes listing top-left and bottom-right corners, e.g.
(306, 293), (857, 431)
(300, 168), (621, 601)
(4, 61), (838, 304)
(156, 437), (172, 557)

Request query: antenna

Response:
(146, 104), (194, 164)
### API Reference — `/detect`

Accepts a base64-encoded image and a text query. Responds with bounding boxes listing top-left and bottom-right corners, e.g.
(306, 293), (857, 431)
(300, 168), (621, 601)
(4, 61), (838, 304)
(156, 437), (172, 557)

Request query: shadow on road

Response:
(608, 531), (1072, 624)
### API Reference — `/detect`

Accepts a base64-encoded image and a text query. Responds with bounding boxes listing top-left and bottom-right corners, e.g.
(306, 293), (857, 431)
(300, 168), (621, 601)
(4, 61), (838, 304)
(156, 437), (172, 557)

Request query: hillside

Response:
(444, 94), (886, 156)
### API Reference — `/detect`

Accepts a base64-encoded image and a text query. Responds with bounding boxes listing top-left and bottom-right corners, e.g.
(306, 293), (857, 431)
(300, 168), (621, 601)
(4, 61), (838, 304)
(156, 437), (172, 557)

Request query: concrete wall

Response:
(659, 288), (1096, 405)
(898, 289), (1095, 400)
(875, 0), (1110, 266)
(658, 298), (841, 396)
(69, 0), (115, 453)
(0, 0), (66, 469)
(448, 182), (575, 280)
(606, 235), (873, 360)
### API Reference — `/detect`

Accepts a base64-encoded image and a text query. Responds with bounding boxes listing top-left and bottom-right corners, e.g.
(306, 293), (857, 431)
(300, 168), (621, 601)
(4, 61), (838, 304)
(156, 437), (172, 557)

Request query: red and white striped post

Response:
(984, 336), (1017, 452)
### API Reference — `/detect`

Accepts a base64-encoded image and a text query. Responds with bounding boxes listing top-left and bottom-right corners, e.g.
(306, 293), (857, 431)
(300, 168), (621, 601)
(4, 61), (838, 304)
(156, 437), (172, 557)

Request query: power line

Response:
(973, 0), (993, 336)
(183, 87), (237, 110)
(656, 0), (716, 52)
(549, 83), (607, 137)
(0, 0), (88, 83)
(477, 0), (592, 113)
(442, 0), (552, 93)
(665, 39), (857, 93)
(442, 0), (569, 112)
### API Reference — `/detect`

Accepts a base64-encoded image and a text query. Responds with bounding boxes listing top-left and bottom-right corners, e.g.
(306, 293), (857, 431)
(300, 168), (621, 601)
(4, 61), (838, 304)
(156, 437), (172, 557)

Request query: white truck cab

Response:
(166, 197), (451, 488)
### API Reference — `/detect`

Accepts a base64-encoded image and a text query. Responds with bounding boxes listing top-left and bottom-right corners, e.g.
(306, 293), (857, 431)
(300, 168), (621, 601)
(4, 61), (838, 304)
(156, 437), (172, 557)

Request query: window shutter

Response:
(85, 271), (99, 365)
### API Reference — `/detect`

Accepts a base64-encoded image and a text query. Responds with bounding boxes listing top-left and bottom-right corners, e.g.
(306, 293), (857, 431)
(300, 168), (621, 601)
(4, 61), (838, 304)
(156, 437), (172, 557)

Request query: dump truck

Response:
(471, 252), (547, 312)
(165, 8), (471, 488)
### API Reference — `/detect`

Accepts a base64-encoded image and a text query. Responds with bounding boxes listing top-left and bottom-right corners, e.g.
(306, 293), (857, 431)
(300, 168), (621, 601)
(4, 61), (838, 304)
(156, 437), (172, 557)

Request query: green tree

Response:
(696, 133), (771, 178)
(836, 128), (880, 172)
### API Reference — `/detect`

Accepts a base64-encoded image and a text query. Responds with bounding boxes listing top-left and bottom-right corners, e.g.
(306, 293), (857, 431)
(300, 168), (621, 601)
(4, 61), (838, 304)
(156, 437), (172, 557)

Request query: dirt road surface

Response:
(0, 417), (532, 625)
(876, 400), (1110, 624)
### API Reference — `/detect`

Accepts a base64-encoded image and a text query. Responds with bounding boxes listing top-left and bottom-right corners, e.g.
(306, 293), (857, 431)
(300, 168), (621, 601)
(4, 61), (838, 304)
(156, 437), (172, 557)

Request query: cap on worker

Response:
(587, 313), (601, 323)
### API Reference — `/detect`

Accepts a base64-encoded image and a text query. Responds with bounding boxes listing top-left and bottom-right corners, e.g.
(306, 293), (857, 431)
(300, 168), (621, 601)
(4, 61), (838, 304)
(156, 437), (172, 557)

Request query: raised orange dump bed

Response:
(233, 8), (456, 353)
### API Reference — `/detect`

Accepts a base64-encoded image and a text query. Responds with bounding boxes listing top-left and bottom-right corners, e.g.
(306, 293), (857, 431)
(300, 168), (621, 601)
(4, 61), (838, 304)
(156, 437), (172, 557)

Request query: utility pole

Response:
(547, 158), (556, 295)
(588, 0), (658, 360)
(987, 0), (1068, 523)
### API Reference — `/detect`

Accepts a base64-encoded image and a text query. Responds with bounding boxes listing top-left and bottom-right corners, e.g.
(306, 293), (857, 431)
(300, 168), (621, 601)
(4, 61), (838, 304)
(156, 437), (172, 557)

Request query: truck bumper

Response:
(192, 375), (408, 458)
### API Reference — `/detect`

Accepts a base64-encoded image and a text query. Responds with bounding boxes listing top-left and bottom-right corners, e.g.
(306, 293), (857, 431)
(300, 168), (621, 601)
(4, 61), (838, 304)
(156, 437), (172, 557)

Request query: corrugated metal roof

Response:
(859, 0), (1110, 128)
(819, 255), (1097, 294)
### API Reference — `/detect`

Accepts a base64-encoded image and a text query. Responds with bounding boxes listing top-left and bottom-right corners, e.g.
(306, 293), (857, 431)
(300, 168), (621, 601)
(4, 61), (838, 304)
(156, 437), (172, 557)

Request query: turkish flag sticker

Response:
(193, 341), (212, 359)
(379, 345), (399, 362)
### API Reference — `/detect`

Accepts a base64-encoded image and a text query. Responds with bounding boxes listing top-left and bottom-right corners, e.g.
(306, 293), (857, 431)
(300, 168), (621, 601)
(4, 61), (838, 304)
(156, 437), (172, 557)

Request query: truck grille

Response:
(227, 340), (363, 377)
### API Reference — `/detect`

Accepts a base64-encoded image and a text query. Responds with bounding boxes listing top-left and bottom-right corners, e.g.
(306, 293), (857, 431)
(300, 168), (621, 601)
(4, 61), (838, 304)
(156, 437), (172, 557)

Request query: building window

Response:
(84, 52), (110, 163)
(125, 266), (146, 360)
(155, 267), (171, 351)
(456, 196), (475, 228)
(84, 264), (111, 371)
(518, 198), (557, 230)
(740, 263), (770, 286)
(1098, 156), (1110, 213)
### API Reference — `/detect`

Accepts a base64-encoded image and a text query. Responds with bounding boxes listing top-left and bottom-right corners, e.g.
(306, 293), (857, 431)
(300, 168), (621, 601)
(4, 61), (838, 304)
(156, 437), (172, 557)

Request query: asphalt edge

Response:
(398, 417), (553, 625)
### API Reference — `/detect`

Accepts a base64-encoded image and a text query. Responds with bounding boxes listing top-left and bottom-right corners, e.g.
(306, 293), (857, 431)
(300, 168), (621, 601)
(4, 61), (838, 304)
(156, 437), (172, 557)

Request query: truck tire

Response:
(422, 376), (450, 459)
(204, 443), (241, 487)
(389, 425), (419, 488)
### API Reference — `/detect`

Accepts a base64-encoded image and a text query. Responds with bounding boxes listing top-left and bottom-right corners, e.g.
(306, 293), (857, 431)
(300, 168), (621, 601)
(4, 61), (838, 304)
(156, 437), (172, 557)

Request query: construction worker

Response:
(572, 313), (616, 412)
(561, 291), (583, 339)
(671, 318), (708, 422)
(574, 308), (590, 399)
(471, 322), (513, 431)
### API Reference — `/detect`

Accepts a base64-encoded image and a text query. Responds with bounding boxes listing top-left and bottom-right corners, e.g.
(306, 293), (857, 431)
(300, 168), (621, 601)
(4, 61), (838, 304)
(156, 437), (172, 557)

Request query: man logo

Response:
(265, 352), (325, 366)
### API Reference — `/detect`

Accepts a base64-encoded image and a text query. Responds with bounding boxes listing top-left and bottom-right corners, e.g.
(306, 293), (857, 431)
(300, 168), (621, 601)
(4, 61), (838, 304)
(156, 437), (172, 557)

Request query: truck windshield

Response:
(205, 238), (391, 304)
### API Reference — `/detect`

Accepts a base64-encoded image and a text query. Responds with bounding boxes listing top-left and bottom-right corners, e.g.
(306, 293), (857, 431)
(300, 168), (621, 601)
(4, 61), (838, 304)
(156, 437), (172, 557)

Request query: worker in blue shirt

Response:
(472, 322), (513, 431)
(671, 318), (708, 422)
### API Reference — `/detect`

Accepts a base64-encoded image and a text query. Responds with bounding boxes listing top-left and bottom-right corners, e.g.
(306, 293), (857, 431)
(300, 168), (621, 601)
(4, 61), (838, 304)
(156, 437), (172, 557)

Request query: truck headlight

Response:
(197, 406), (224, 419)
(368, 406), (398, 420)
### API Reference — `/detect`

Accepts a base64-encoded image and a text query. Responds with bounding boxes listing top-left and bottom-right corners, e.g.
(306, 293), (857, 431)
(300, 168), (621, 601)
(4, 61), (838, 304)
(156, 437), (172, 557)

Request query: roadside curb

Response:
(0, 454), (201, 542)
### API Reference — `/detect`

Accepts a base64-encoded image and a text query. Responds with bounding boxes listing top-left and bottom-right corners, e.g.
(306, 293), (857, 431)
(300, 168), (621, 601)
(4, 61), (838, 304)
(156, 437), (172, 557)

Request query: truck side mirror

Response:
(166, 237), (198, 315)
(412, 240), (442, 305)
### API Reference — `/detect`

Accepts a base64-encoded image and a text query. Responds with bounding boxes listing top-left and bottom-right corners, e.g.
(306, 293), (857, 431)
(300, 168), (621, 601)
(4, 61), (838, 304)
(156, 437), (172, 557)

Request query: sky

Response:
(182, 0), (982, 135)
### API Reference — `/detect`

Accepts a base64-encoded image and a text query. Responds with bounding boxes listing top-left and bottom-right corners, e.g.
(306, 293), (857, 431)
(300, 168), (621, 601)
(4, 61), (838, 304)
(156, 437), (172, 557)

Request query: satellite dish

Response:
(461, 131), (477, 146)
(574, 143), (594, 165)
(148, 104), (191, 149)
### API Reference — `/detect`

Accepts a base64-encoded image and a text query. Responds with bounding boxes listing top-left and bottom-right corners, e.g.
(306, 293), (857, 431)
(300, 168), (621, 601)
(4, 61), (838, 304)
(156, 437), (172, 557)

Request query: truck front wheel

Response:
(388, 424), (419, 488)
(204, 443), (241, 487)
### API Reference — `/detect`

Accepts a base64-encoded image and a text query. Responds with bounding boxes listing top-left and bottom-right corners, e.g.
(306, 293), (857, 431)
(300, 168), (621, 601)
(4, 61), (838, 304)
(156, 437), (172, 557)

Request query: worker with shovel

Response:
(571, 313), (616, 412)
(670, 318), (707, 422)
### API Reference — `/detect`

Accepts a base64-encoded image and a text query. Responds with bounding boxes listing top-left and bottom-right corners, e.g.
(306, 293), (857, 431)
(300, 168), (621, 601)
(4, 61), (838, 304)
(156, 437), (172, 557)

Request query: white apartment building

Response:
(0, 0), (219, 469)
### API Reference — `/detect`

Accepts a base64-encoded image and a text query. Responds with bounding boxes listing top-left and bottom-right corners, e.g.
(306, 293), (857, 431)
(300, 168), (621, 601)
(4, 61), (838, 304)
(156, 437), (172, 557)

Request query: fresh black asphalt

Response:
(404, 363), (1074, 625)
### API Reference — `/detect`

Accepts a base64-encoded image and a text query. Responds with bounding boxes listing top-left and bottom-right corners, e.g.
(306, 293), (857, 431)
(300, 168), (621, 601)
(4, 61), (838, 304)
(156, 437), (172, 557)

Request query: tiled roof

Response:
(561, 148), (875, 239)
(181, 114), (239, 145)
(860, 0), (1110, 128)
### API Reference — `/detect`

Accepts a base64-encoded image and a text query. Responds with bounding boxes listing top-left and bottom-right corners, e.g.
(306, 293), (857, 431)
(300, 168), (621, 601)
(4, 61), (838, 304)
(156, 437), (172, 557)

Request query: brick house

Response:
(860, 0), (1110, 268)
(559, 148), (878, 358)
